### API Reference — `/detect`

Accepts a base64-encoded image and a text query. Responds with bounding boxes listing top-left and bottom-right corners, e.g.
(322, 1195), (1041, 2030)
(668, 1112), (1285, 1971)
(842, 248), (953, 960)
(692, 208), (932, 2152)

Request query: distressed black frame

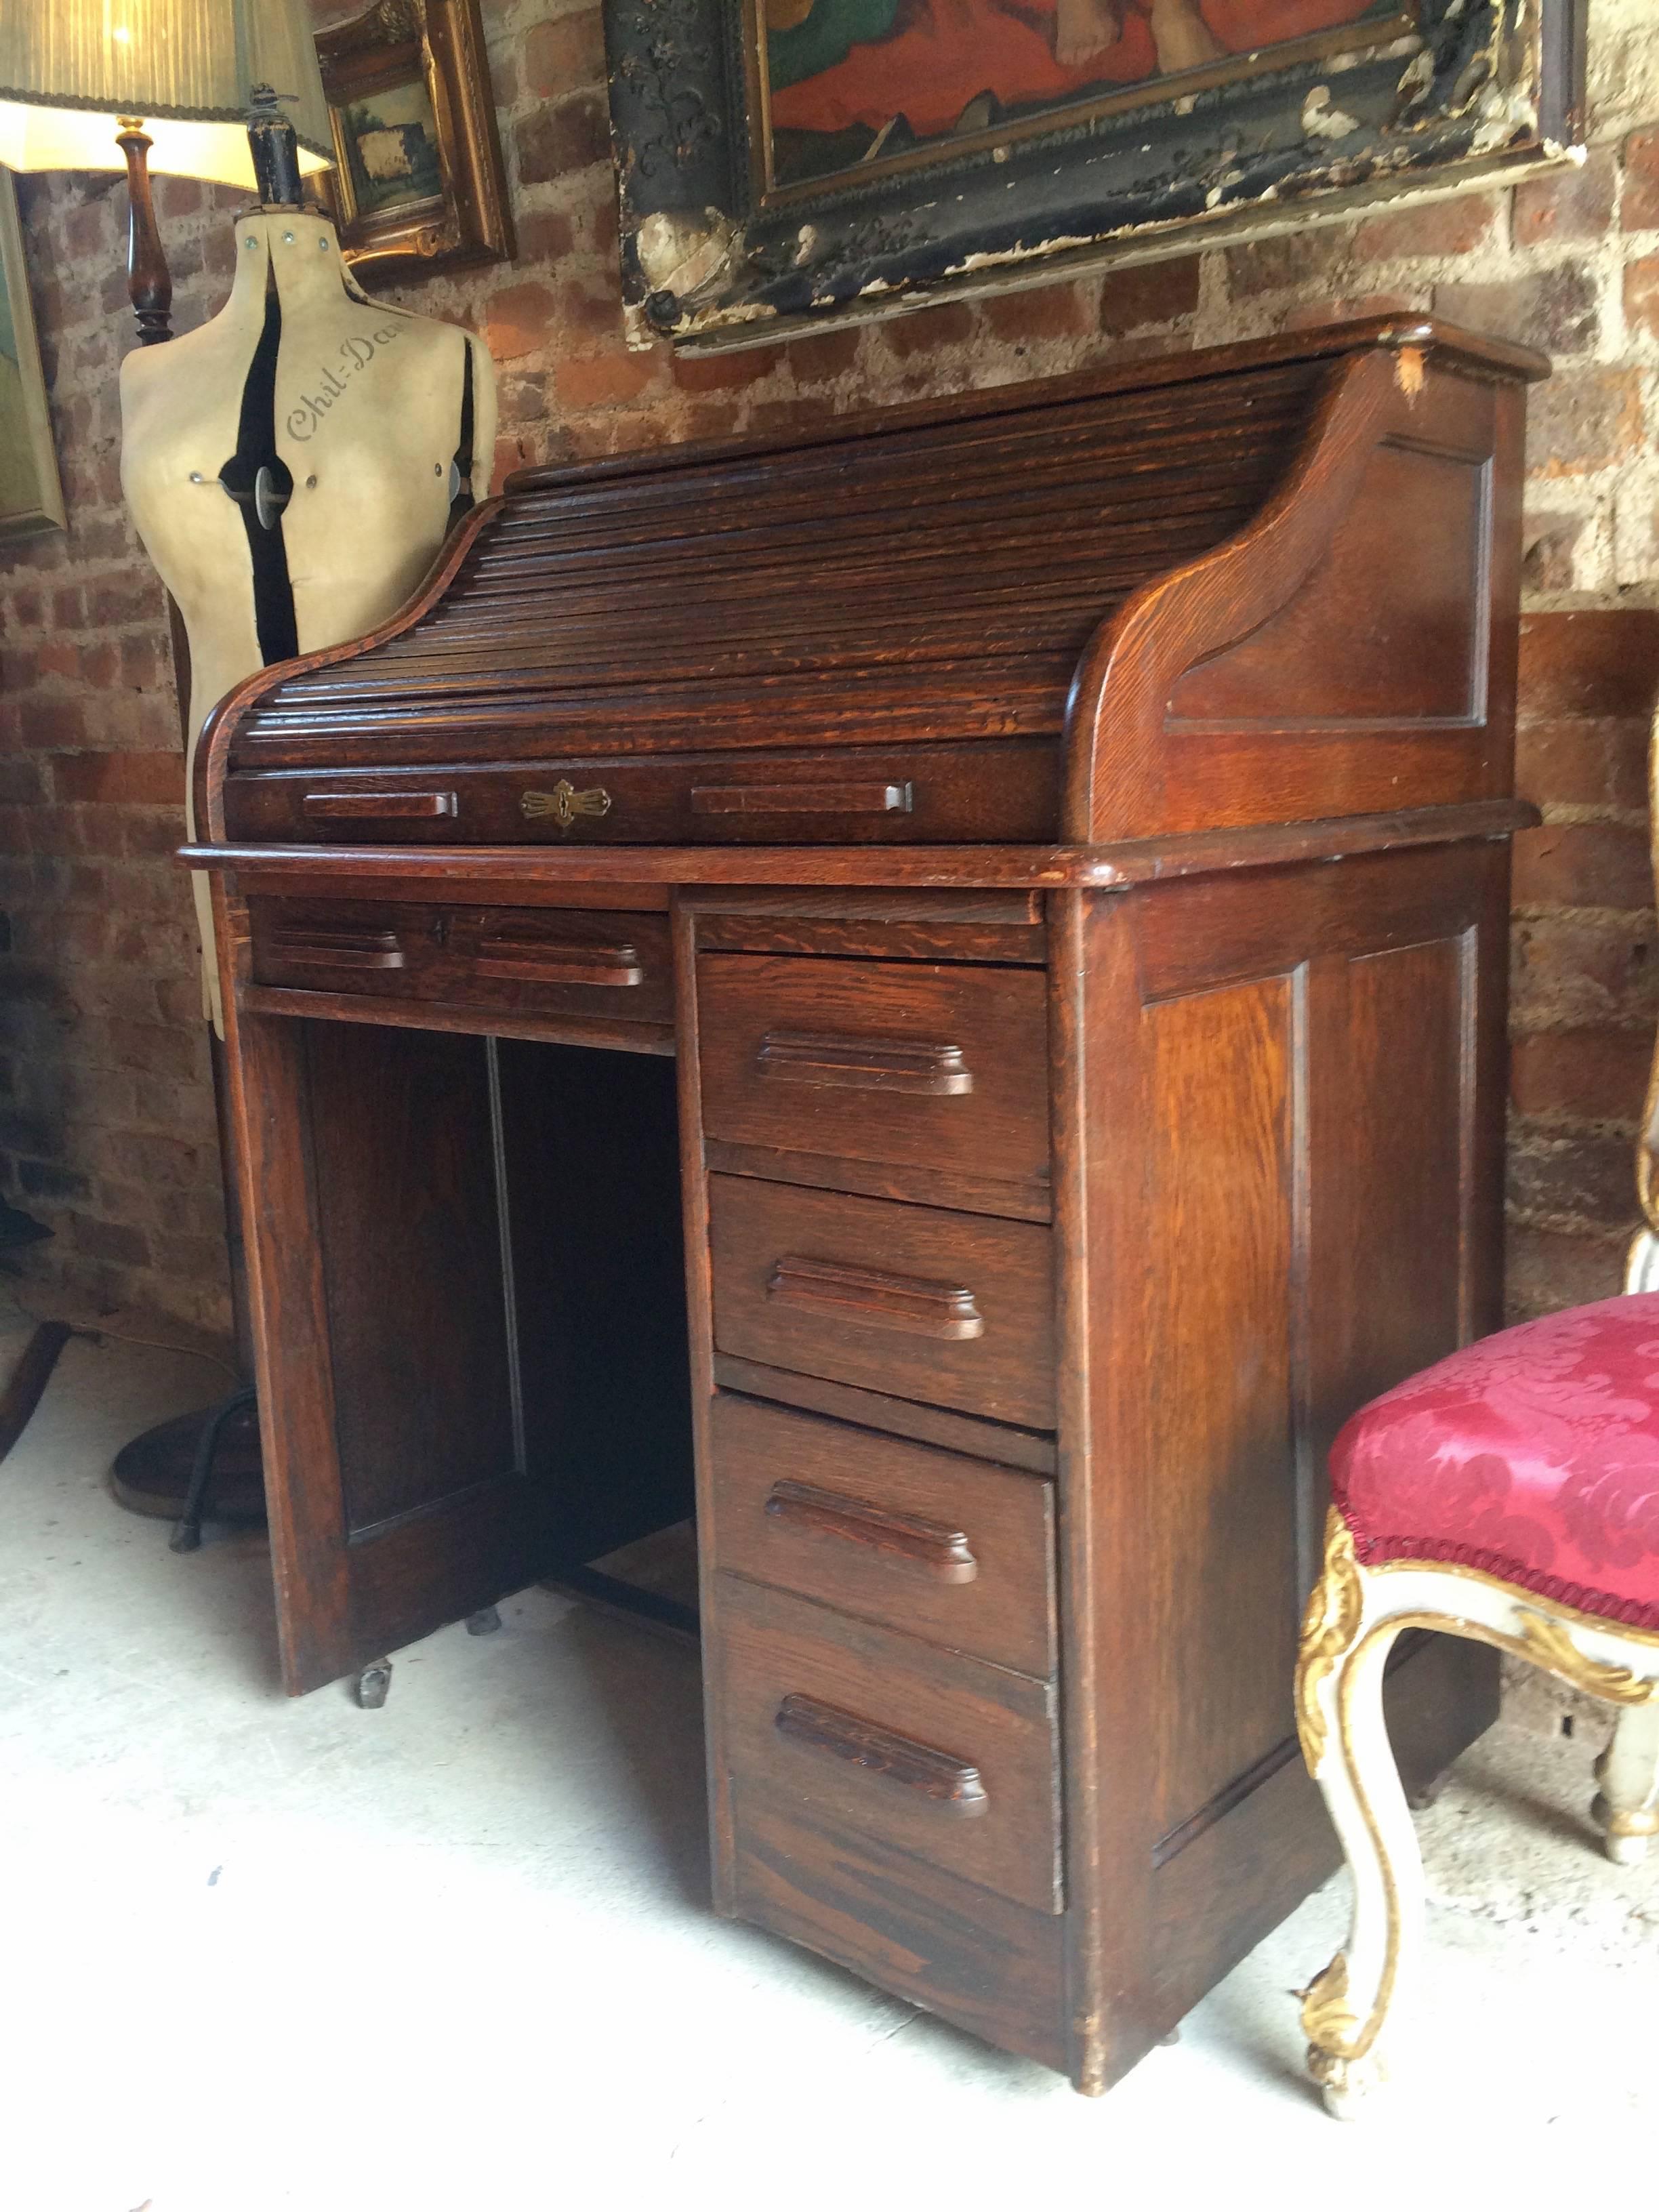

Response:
(603, 0), (1584, 349)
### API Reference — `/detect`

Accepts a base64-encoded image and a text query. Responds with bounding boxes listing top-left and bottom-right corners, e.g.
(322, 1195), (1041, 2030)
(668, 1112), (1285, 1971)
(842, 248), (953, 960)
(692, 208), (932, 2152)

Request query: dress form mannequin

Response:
(121, 203), (497, 1026)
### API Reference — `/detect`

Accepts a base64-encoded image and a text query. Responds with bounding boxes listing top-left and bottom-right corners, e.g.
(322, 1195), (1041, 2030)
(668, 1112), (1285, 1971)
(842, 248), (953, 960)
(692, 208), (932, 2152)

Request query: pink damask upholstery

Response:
(1330, 1293), (1659, 1631)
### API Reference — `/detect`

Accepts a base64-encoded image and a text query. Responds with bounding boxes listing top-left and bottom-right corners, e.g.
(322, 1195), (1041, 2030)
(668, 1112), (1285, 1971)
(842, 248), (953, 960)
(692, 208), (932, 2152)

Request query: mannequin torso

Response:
(121, 205), (497, 1017)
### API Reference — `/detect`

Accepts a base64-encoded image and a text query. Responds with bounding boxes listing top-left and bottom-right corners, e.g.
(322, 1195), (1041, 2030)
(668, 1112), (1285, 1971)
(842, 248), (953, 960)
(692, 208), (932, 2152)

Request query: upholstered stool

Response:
(1295, 1291), (1659, 2118)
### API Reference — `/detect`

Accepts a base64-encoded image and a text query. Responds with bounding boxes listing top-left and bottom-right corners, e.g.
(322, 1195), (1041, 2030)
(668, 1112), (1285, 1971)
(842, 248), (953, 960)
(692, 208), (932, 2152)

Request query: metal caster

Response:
(465, 1606), (501, 1636)
(355, 1659), (392, 1709)
(1158, 2027), (1181, 2047)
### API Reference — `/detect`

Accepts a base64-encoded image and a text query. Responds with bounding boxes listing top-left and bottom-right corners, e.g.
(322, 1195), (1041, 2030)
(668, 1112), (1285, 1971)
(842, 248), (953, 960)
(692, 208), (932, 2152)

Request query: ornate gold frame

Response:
(314, 0), (514, 284)
(0, 172), (64, 543)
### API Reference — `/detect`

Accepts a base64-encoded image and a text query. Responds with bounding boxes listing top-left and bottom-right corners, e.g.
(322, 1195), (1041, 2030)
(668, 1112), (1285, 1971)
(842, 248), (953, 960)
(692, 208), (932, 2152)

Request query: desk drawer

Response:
(709, 1395), (1055, 1677)
(707, 1176), (1054, 1429)
(697, 955), (1049, 1199)
(221, 739), (1061, 846)
(248, 899), (672, 1025)
(714, 1574), (1062, 1914)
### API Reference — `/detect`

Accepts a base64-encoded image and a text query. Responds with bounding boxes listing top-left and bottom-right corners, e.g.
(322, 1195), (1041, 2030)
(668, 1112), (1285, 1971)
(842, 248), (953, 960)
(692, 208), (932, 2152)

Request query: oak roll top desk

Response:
(184, 316), (1544, 2095)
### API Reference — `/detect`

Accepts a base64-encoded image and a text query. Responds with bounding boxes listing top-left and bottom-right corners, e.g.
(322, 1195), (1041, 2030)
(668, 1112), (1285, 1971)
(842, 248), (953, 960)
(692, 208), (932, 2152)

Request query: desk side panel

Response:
(1062, 836), (1508, 2073)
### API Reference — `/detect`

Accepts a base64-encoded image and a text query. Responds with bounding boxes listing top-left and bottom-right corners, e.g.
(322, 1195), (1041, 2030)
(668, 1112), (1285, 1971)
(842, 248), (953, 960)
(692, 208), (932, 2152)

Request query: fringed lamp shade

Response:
(0, 0), (333, 187)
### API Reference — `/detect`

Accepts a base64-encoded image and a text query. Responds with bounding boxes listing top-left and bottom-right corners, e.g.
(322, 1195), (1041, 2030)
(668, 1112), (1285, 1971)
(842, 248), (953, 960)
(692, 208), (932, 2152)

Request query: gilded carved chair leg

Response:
(1593, 1702), (1659, 1864)
(1295, 1518), (1423, 2119)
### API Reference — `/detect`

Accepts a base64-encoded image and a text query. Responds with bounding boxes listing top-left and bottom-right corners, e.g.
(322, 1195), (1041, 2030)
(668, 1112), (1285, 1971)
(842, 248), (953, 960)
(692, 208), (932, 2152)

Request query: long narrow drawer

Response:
(708, 1175), (1055, 1429)
(714, 1574), (1062, 1914)
(730, 1789), (1068, 2072)
(248, 898), (672, 1025)
(697, 954), (1050, 1200)
(220, 739), (1062, 845)
(710, 1394), (1055, 1677)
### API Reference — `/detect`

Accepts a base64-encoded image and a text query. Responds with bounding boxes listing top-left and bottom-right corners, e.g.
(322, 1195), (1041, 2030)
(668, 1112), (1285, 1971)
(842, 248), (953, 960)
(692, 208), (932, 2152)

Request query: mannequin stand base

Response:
(110, 1395), (267, 1540)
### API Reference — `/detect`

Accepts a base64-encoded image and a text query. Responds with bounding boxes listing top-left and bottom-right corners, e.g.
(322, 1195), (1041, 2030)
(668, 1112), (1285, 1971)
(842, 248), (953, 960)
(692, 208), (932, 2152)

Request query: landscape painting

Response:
(760, 0), (1412, 191)
(314, 0), (514, 281)
(0, 172), (64, 543)
(334, 75), (445, 218)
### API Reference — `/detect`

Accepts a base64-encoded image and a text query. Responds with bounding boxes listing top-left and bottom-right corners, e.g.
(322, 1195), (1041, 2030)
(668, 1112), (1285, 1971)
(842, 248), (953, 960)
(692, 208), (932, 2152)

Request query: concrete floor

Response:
(0, 1300), (1654, 2212)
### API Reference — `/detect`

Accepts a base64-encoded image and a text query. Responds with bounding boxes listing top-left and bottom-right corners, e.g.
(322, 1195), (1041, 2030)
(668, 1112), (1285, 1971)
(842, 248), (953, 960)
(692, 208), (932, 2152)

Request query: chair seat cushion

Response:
(1330, 1293), (1659, 1631)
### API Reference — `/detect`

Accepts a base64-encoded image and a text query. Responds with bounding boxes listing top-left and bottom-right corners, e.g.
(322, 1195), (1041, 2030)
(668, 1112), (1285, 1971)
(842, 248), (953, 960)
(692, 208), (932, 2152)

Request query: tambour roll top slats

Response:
(227, 356), (1328, 769)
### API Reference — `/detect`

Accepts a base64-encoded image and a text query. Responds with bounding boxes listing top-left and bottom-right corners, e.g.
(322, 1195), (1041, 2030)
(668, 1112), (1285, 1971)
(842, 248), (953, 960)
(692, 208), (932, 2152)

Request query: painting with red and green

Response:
(760, 0), (1408, 190)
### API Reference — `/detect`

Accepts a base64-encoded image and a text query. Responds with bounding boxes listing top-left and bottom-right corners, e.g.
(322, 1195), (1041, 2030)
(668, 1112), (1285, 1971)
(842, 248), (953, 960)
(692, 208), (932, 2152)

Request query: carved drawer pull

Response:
(764, 1479), (979, 1583)
(757, 1029), (973, 1096)
(775, 1694), (988, 1816)
(766, 1254), (985, 1340)
(474, 928), (644, 987)
(267, 924), (405, 970)
(691, 781), (912, 817)
(302, 790), (457, 819)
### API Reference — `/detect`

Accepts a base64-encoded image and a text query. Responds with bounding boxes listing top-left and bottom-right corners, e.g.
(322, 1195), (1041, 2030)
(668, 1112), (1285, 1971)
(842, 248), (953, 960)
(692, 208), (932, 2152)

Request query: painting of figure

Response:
(762, 0), (1407, 190)
(0, 173), (64, 542)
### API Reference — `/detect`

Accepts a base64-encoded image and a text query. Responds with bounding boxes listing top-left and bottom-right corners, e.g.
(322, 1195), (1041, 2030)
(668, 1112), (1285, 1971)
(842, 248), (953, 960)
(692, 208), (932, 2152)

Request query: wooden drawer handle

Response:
(691, 781), (912, 817)
(474, 932), (644, 987)
(764, 1479), (978, 1583)
(758, 1029), (972, 1095)
(775, 1694), (988, 1816)
(302, 790), (457, 819)
(766, 1254), (985, 1340)
(267, 925), (405, 970)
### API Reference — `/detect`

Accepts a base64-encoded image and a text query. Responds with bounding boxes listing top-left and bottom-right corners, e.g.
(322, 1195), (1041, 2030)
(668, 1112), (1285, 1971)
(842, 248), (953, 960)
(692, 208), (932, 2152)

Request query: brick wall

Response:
(1, 0), (1657, 1338)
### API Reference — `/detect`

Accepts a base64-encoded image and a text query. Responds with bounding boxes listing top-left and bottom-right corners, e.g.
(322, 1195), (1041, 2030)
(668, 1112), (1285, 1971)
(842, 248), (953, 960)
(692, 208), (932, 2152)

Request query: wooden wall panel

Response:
(1143, 976), (1297, 1841)
(305, 1022), (517, 1536)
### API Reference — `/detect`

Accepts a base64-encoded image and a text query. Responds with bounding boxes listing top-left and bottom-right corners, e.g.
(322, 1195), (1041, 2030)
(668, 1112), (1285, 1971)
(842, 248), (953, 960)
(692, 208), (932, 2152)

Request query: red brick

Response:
(1525, 369), (1644, 476)
(1100, 255), (1202, 331)
(784, 324), (863, 383)
(881, 300), (979, 356)
(1513, 823), (1656, 910)
(552, 349), (662, 409)
(977, 283), (1090, 344)
(69, 1214), (150, 1268)
(1224, 228), (1349, 300)
(672, 345), (785, 394)
(1355, 192), (1498, 259)
(1520, 511), (1585, 594)
(485, 281), (562, 361)
(1513, 150), (1616, 245)
(1504, 1225), (1626, 1321)
(1622, 128), (1659, 231)
(514, 95), (611, 185)
(1518, 611), (1659, 720)
(53, 754), (184, 805)
(516, 209), (577, 266)
(1435, 263), (1599, 355)
(1509, 1027), (1654, 1122)
(524, 8), (607, 97)
(1624, 255), (1659, 344)
(1507, 1127), (1643, 1231)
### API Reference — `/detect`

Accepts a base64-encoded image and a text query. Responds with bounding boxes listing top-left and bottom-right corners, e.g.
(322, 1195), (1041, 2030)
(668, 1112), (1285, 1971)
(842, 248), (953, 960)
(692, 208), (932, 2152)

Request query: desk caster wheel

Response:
(355, 1660), (392, 1709)
(1158, 2028), (1181, 2047)
(466, 1606), (501, 1636)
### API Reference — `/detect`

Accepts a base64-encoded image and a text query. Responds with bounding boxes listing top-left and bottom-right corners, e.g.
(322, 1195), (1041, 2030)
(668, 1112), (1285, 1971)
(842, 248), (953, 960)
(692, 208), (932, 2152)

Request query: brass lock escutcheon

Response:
(520, 779), (613, 832)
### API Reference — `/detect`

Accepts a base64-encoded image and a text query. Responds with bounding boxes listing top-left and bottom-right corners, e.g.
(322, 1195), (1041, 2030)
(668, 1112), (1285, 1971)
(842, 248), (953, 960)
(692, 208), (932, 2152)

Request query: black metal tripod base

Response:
(110, 1391), (266, 1543)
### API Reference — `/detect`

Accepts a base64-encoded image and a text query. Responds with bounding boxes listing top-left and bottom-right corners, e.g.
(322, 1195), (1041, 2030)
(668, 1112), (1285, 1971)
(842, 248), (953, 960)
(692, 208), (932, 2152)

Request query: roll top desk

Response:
(185, 316), (1544, 2094)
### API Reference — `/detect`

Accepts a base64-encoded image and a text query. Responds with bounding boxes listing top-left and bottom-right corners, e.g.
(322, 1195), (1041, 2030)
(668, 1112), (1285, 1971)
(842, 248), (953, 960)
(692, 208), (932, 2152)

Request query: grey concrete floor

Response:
(0, 1299), (1654, 2212)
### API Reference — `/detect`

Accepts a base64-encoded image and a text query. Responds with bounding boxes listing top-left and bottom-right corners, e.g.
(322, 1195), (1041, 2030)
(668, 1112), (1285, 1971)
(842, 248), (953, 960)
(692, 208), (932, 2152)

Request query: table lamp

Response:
(0, 0), (334, 343)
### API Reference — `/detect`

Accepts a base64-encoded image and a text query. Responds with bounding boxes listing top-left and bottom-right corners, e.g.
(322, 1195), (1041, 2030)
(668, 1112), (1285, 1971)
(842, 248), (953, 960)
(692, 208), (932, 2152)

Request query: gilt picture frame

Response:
(604, 0), (1584, 348)
(0, 171), (64, 543)
(314, 0), (514, 283)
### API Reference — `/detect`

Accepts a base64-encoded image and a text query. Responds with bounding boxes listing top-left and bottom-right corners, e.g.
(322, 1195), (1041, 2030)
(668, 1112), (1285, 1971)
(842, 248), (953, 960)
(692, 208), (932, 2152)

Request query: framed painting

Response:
(314, 0), (514, 283)
(604, 0), (1584, 346)
(0, 171), (64, 542)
